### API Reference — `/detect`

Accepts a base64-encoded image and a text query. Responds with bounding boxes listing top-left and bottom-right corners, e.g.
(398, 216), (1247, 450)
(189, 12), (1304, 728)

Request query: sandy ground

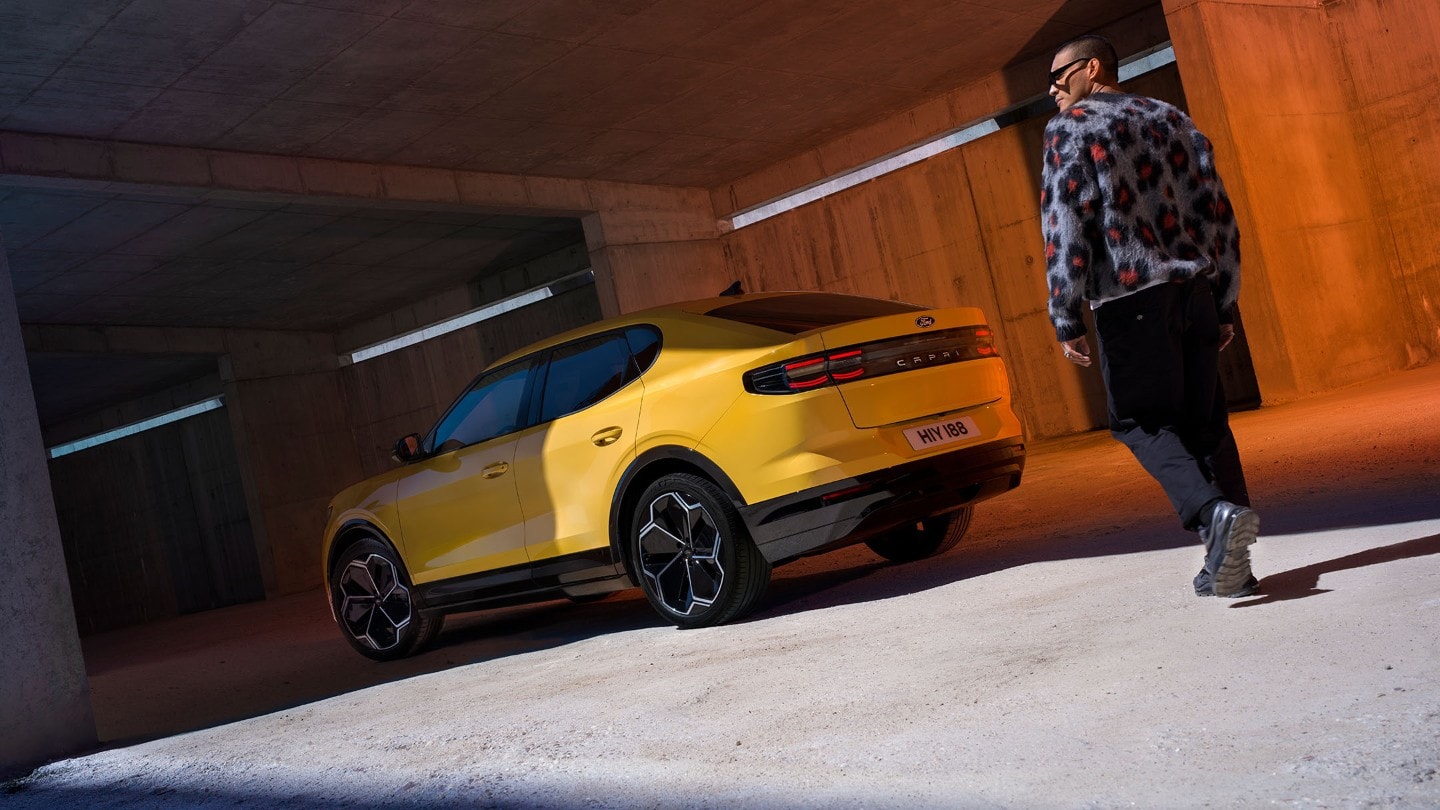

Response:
(5, 365), (1439, 808)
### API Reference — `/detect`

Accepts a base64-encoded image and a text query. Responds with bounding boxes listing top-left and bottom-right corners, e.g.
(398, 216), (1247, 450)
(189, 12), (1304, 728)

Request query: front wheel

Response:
(330, 536), (443, 661)
(865, 507), (973, 563)
(630, 473), (770, 628)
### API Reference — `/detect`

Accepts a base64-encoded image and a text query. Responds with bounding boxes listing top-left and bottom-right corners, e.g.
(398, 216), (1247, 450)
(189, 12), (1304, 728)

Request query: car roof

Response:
(486, 290), (909, 369)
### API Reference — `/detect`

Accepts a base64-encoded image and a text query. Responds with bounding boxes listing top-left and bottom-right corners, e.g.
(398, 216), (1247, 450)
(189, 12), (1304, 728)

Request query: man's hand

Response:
(1060, 336), (1092, 367)
(1219, 324), (1235, 352)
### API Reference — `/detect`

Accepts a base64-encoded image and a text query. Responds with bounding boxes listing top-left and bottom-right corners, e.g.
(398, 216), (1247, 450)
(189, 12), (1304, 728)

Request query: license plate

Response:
(903, 416), (981, 451)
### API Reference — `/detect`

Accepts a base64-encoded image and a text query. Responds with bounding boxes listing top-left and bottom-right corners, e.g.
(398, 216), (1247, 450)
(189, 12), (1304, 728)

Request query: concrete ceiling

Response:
(1, 184), (582, 330)
(1, 0), (1151, 187)
(3, 0), (1156, 431)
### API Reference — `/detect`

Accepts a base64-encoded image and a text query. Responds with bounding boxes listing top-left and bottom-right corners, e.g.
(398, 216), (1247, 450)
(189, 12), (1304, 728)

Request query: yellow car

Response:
(324, 291), (1026, 660)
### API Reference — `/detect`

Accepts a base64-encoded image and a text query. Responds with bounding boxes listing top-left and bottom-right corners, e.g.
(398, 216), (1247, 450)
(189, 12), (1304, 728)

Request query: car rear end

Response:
(692, 293), (1026, 564)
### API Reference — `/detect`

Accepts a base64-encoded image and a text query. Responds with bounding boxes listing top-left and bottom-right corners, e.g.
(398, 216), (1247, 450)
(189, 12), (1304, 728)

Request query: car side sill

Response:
(415, 548), (630, 612)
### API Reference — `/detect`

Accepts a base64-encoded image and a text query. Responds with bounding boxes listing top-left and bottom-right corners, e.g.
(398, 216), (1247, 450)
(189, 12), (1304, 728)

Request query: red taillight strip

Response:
(826, 349), (865, 382)
(784, 357), (826, 373)
(787, 375), (830, 390)
(745, 325), (997, 395)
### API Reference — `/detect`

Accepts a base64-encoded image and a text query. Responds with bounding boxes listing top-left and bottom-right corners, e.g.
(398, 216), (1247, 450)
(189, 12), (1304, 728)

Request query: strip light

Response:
(730, 44), (1177, 230)
(346, 269), (595, 365)
(48, 396), (225, 459)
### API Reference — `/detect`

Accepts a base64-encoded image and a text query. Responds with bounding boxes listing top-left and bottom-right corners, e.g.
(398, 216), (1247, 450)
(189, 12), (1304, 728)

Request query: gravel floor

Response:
(5, 365), (1439, 808)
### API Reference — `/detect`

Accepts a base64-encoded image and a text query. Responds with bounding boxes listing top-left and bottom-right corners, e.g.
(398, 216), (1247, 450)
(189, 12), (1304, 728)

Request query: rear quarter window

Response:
(539, 334), (633, 423)
(703, 294), (924, 334)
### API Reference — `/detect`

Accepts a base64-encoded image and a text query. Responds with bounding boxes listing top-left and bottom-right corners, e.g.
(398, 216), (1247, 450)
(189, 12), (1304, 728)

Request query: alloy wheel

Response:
(637, 491), (726, 616)
(337, 553), (413, 651)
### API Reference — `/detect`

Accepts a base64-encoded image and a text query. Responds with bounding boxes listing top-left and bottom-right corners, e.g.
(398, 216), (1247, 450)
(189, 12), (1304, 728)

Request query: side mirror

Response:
(391, 433), (423, 464)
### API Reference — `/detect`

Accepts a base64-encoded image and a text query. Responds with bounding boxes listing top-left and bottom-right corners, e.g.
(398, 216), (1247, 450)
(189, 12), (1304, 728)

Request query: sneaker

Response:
(1199, 500), (1260, 597)
(1193, 567), (1259, 598)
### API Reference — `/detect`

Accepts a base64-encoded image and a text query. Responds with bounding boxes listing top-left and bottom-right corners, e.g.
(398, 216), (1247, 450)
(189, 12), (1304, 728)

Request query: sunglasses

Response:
(1049, 57), (1092, 86)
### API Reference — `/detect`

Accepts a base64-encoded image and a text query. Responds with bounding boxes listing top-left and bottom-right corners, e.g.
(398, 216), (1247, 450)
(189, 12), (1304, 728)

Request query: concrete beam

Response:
(21, 323), (339, 380)
(0, 131), (712, 221)
(22, 323), (230, 356)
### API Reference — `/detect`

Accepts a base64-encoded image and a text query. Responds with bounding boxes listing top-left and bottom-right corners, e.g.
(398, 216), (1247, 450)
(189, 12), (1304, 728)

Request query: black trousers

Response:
(1095, 277), (1250, 531)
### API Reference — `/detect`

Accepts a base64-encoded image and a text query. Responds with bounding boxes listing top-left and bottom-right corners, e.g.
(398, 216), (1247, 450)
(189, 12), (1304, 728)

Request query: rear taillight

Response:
(748, 348), (872, 394)
(744, 326), (997, 395)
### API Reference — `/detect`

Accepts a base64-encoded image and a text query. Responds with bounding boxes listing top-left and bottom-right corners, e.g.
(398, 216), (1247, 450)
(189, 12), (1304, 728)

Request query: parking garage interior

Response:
(3, 0), (1438, 779)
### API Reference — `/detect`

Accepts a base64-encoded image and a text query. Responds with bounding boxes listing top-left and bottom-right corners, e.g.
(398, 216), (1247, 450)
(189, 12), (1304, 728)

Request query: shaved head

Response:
(1056, 35), (1119, 82)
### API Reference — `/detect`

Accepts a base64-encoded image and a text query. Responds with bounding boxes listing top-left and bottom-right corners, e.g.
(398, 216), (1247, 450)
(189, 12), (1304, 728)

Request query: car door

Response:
(513, 328), (655, 565)
(394, 359), (535, 585)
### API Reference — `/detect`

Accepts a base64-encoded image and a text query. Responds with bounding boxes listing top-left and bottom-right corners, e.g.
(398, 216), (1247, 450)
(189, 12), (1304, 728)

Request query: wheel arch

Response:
(326, 519), (405, 581)
(608, 446), (747, 579)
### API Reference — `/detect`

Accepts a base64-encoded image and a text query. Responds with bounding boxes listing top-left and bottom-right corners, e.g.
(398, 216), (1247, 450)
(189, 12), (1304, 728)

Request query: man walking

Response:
(1039, 35), (1259, 597)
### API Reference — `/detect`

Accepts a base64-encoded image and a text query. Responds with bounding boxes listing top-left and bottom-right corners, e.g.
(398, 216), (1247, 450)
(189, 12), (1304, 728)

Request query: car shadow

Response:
(427, 592), (664, 656)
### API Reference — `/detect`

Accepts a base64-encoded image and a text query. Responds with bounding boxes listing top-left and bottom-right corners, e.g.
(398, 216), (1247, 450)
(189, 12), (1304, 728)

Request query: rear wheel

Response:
(630, 472), (770, 628)
(329, 536), (443, 661)
(865, 507), (973, 563)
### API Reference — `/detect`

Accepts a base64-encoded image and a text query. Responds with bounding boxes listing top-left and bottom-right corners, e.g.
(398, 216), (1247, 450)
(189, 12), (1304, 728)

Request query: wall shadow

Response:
(79, 588), (664, 751)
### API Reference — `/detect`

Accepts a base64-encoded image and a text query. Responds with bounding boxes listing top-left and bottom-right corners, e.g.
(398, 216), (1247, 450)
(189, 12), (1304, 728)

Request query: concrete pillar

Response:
(582, 184), (731, 316)
(0, 238), (95, 777)
(1163, 0), (1418, 401)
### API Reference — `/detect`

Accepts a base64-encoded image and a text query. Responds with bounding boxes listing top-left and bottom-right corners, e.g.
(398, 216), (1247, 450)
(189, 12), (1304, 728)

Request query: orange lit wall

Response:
(1164, 0), (1440, 400)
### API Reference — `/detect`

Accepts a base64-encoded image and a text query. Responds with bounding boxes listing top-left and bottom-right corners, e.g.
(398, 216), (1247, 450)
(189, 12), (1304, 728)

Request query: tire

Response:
(865, 507), (973, 563)
(329, 536), (443, 661)
(630, 472), (771, 628)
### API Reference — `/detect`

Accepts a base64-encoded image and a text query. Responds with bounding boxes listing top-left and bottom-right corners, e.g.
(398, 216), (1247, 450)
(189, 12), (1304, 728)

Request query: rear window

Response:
(703, 294), (925, 335)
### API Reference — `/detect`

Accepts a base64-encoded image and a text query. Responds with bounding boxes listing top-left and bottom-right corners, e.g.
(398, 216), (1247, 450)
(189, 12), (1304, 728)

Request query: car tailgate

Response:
(814, 307), (1010, 429)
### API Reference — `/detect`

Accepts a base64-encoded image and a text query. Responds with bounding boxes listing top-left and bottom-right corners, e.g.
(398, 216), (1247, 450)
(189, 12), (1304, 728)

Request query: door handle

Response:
(591, 426), (623, 447)
(481, 461), (510, 479)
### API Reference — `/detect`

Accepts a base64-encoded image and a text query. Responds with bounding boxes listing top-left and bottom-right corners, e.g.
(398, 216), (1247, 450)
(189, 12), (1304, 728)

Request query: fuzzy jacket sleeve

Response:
(1187, 127), (1241, 322)
(1039, 116), (1099, 342)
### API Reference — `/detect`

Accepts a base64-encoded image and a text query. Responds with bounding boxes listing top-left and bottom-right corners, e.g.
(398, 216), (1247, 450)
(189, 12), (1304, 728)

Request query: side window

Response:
(427, 362), (532, 454)
(540, 335), (633, 423)
(625, 325), (662, 376)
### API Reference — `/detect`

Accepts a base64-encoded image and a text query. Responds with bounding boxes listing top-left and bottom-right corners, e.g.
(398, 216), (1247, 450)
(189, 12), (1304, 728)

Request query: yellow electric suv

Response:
(324, 291), (1026, 660)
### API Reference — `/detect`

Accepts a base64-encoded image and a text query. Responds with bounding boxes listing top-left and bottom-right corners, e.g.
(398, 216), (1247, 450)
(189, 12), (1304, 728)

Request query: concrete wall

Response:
(0, 243), (94, 777)
(1341, 0), (1440, 364)
(48, 404), (262, 635)
(1163, 0), (1438, 400)
(335, 242), (592, 357)
(222, 334), (361, 596)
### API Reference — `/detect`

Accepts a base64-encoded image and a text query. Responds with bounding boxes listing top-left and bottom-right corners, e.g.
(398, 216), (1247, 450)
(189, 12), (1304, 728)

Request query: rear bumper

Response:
(738, 438), (1025, 565)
